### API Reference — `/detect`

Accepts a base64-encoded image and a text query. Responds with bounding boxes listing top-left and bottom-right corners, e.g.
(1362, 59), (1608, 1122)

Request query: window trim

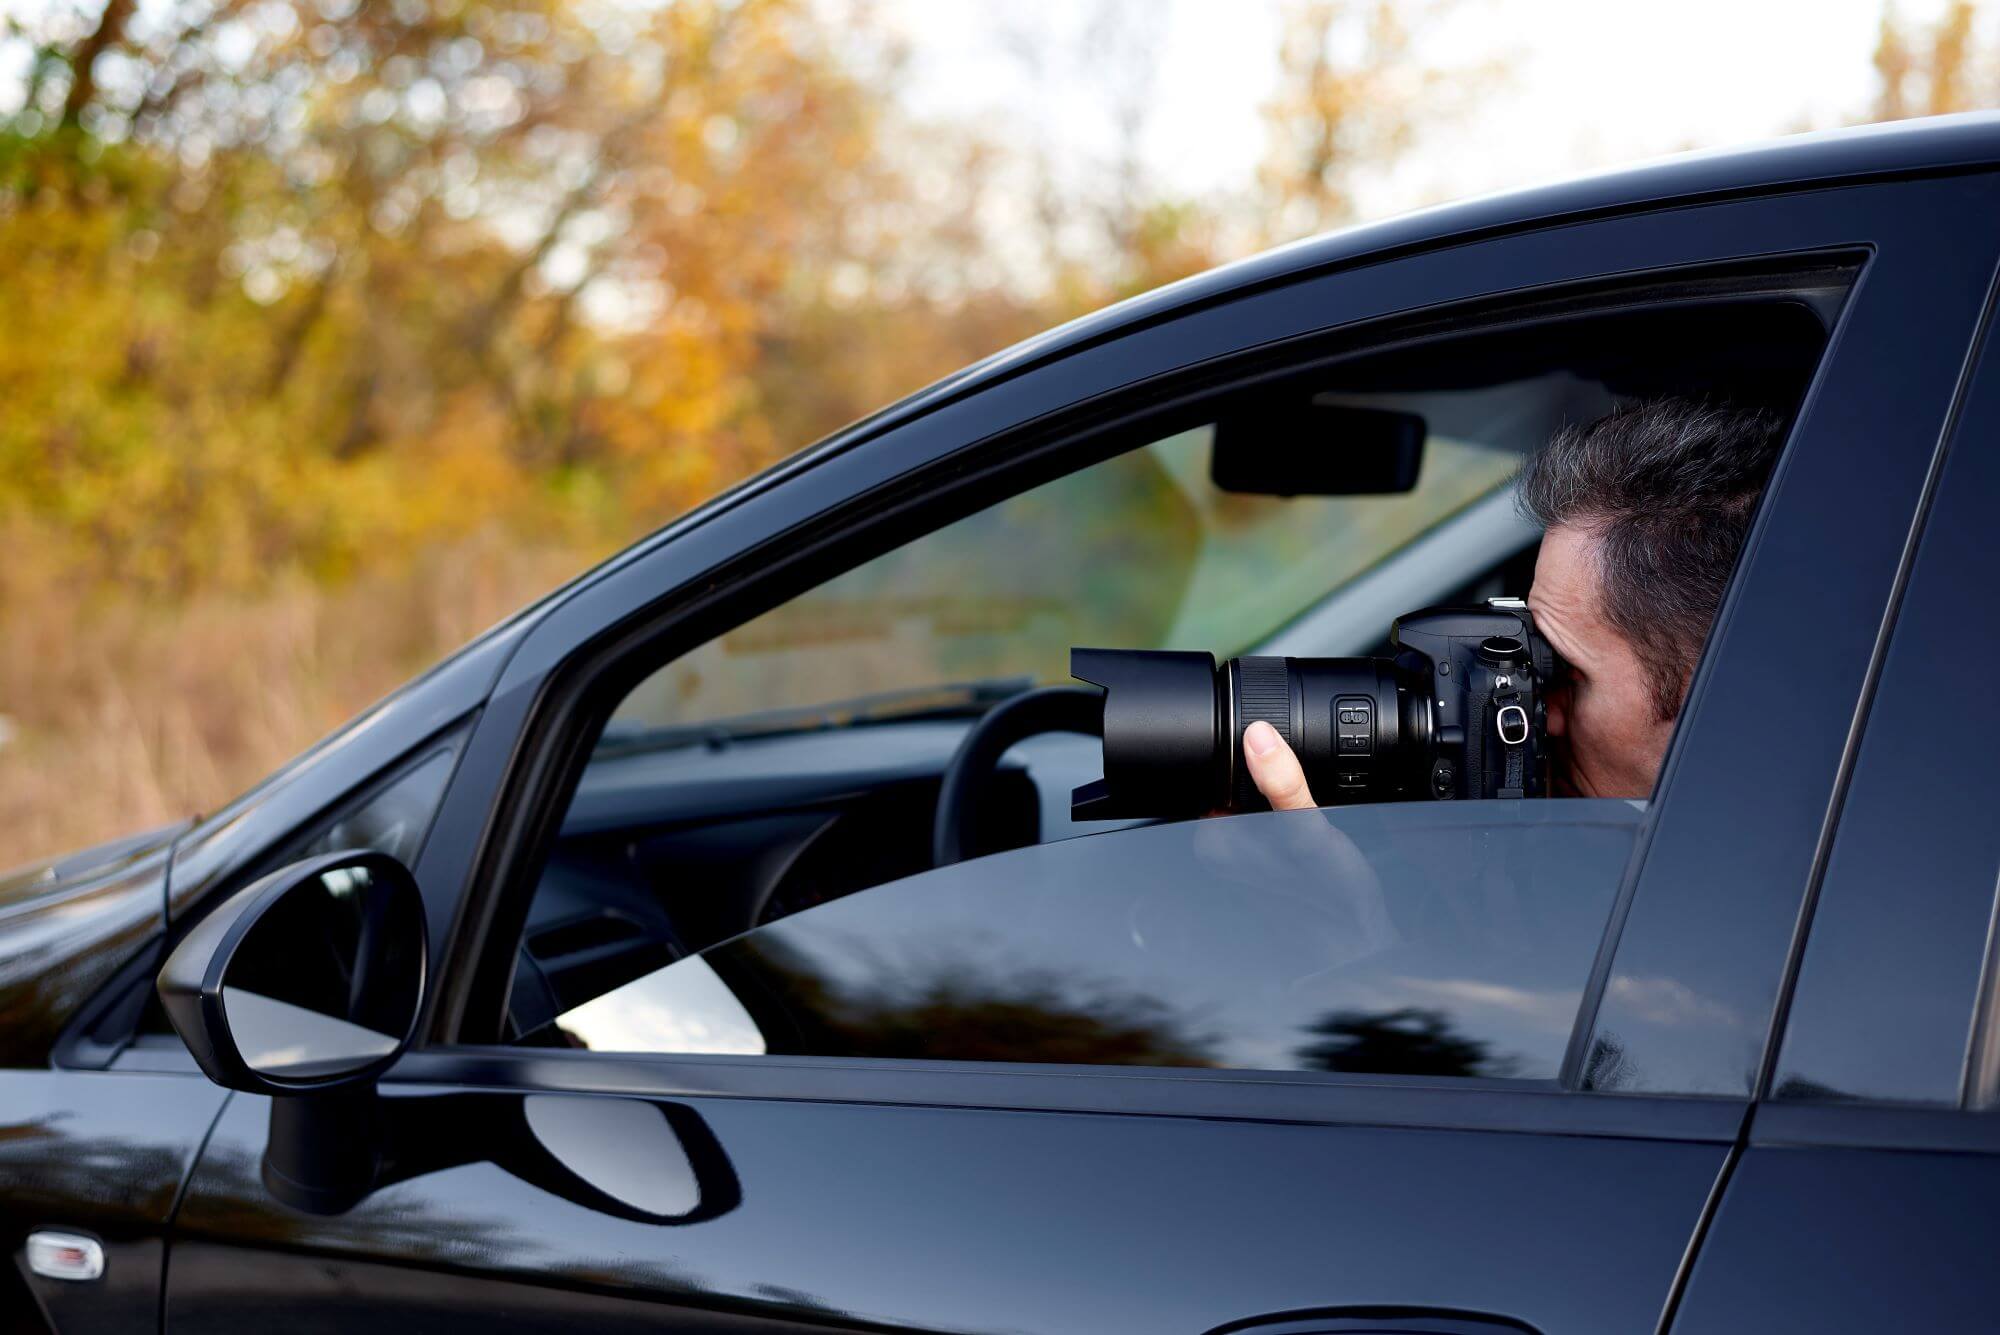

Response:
(1767, 242), (2000, 1112)
(391, 1043), (1746, 1143)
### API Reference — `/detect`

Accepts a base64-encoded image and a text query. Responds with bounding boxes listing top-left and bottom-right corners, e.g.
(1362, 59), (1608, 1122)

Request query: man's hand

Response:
(1242, 720), (1318, 811)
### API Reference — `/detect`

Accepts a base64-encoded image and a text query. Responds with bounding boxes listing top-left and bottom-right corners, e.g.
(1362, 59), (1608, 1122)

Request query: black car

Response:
(10, 113), (2000, 1335)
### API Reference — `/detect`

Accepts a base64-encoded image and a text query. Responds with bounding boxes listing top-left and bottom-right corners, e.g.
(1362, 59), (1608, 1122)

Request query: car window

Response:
(530, 801), (1640, 1080)
(497, 284), (1837, 1053)
(606, 416), (1526, 739)
(287, 744), (459, 869)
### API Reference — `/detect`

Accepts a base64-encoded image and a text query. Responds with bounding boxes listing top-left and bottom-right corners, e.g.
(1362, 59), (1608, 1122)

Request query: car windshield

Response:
(608, 422), (1519, 740)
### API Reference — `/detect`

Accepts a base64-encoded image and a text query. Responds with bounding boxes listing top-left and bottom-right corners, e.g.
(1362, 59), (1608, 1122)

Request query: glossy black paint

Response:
(0, 819), (185, 908)
(173, 147), (1949, 1334)
(170, 1085), (1725, 1334)
(11, 117), (2000, 1334)
(1673, 1121), (2000, 1331)
(0, 1071), (228, 1333)
(1770, 274), (2000, 1105)
(0, 847), (168, 1067)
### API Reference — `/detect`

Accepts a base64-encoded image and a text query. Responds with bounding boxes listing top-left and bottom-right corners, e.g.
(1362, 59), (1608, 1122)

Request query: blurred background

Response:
(1, 0), (1994, 862)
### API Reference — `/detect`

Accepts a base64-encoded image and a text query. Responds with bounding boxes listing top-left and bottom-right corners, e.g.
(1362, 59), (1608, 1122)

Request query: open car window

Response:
(604, 419), (1524, 746)
(531, 800), (1641, 1081)
(495, 271), (1848, 1047)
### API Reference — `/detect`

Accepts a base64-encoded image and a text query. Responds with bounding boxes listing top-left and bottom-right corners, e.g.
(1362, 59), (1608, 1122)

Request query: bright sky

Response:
(888, 0), (1963, 221)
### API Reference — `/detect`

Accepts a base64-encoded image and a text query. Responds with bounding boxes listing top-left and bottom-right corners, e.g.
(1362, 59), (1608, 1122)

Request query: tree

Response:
(1296, 1006), (1511, 1077)
(1256, 0), (1497, 244)
(1873, 0), (1995, 120)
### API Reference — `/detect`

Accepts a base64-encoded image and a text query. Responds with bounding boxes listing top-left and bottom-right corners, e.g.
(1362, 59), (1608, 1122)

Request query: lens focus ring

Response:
(1232, 655), (1293, 809)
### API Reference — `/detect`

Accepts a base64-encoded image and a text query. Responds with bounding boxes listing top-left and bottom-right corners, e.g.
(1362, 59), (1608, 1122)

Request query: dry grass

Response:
(0, 531), (593, 867)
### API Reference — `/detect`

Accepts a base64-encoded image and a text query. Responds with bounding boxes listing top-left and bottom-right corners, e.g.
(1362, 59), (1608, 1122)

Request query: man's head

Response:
(1518, 396), (1784, 798)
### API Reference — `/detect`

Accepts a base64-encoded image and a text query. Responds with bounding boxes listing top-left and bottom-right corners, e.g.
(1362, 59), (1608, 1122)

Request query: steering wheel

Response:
(932, 685), (1104, 868)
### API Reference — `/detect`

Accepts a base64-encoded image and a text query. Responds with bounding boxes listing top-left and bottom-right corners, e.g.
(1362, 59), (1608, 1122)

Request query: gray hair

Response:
(1516, 396), (1785, 720)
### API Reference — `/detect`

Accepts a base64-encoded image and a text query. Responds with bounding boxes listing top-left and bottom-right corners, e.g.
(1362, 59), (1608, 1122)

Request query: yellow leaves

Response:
(1257, 0), (1496, 245)
(1874, 0), (1992, 121)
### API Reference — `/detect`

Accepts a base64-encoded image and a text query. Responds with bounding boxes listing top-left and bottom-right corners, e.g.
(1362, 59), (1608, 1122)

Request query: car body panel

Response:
(1674, 1116), (2000, 1332)
(0, 819), (188, 908)
(0, 847), (170, 1067)
(1, 1072), (229, 1334)
(170, 1087), (1724, 1335)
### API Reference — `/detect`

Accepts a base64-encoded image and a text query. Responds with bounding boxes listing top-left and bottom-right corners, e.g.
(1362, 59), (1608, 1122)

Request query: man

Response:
(1243, 396), (1786, 808)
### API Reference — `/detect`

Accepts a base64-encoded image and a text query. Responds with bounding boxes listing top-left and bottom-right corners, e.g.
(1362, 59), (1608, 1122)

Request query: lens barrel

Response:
(1071, 647), (1428, 817)
(1070, 603), (1547, 819)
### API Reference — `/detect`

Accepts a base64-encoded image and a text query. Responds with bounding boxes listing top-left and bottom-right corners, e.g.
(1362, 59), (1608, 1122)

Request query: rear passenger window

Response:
(527, 801), (1638, 1081)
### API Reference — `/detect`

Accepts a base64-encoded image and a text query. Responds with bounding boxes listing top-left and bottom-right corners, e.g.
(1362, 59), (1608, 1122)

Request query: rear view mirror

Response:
(158, 850), (426, 1095)
(1211, 399), (1426, 496)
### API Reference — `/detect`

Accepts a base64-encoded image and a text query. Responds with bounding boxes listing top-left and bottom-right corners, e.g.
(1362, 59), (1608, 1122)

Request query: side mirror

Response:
(158, 850), (426, 1210)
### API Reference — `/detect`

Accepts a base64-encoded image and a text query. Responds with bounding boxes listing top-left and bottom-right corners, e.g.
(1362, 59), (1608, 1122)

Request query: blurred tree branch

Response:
(1874, 0), (1994, 120)
(58, 0), (132, 128)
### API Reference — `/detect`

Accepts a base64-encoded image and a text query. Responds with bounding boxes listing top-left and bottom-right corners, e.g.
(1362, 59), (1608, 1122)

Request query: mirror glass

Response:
(222, 858), (425, 1081)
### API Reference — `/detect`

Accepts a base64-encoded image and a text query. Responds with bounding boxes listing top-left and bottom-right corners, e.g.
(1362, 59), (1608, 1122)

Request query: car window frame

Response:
(1755, 239), (2000, 1120)
(1568, 172), (2000, 1099)
(441, 259), (1842, 1054)
(399, 175), (1999, 1135)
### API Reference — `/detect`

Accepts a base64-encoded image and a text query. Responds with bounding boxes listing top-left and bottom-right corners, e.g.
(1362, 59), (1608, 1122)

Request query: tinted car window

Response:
(288, 745), (458, 869)
(1770, 306), (2000, 1106)
(605, 419), (1524, 737)
(530, 800), (1639, 1081)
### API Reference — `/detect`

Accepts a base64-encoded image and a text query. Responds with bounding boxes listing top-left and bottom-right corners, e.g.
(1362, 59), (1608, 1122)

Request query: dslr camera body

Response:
(1072, 599), (1555, 818)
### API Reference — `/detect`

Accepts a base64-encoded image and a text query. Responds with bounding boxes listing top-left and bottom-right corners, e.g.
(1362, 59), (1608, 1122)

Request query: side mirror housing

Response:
(157, 850), (427, 1211)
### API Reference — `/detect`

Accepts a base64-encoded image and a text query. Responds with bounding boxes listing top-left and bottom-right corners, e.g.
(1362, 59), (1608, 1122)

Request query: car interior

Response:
(500, 269), (1850, 1043)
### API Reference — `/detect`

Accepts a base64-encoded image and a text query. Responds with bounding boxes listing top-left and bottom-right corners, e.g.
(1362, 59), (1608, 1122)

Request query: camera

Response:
(1070, 598), (1555, 818)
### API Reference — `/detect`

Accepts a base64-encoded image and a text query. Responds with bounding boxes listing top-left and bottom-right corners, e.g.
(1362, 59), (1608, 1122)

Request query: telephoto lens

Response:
(1070, 600), (1553, 818)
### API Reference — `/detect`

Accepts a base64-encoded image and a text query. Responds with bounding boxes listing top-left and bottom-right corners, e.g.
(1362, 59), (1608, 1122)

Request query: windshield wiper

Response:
(593, 676), (1040, 758)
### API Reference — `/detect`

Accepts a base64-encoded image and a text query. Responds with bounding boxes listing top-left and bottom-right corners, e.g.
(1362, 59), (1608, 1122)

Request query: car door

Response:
(161, 170), (2000, 1335)
(1668, 231), (2000, 1332)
